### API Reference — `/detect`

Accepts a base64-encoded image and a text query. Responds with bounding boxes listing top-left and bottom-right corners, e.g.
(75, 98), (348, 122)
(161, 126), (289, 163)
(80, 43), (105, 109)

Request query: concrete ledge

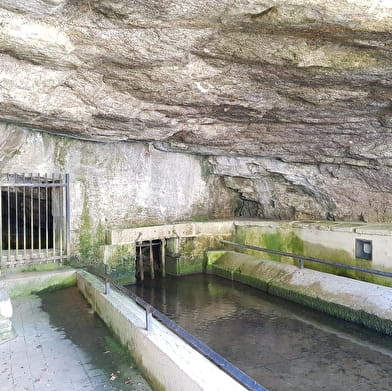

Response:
(0, 268), (77, 297)
(110, 220), (234, 245)
(76, 270), (248, 391)
(207, 251), (392, 336)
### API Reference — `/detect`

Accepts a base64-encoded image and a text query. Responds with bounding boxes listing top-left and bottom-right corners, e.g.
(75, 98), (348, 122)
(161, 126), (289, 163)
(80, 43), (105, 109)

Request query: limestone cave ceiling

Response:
(1, 0), (391, 161)
(1, 1), (392, 222)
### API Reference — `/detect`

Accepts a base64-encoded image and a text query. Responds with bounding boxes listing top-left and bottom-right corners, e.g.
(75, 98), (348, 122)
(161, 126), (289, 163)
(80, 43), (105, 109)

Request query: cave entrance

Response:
(0, 173), (70, 271)
(135, 239), (166, 280)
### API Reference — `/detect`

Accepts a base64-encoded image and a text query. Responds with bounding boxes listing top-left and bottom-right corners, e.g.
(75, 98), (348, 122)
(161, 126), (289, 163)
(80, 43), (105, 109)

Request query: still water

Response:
(129, 274), (392, 391)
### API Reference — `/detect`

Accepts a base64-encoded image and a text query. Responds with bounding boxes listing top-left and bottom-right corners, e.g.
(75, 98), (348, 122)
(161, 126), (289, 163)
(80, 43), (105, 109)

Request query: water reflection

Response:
(129, 274), (392, 391)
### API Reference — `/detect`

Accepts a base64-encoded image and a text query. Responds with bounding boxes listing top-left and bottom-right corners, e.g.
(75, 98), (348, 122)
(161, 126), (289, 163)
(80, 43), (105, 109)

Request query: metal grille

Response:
(0, 173), (70, 272)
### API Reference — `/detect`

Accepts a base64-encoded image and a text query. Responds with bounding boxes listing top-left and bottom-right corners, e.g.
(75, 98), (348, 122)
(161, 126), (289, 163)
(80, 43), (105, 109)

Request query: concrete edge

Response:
(207, 251), (392, 336)
(76, 270), (249, 391)
(0, 268), (77, 297)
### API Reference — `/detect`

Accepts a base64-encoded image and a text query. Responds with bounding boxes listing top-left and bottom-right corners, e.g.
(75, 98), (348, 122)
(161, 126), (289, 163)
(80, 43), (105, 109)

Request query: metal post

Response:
(138, 244), (144, 281)
(14, 173), (18, 260)
(145, 305), (152, 332)
(45, 173), (49, 258)
(30, 173), (34, 258)
(7, 184), (10, 261)
(38, 173), (41, 255)
(299, 258), (304, 269)
(23, 173), (26, 257)
(65, 173), (71, 261)
(149, 240), (155, 279)
(0, 184), (2, 271)
(161, 239), (166, 277)
(104, 278), (110, 295)
(59, 174), (63, 263)
(52, 173), (56, 259)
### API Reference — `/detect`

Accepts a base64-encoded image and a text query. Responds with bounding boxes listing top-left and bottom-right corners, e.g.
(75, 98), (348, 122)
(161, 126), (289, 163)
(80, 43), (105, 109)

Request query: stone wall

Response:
(0, 124), (237, 259)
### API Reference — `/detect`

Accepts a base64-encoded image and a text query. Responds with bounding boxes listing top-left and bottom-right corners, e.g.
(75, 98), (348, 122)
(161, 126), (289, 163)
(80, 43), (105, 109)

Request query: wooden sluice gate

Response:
(136, 239), (166, 281)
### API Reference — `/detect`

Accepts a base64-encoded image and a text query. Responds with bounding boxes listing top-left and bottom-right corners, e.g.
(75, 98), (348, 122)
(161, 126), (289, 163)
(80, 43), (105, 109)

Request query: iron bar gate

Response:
(0, 173), (70, 272)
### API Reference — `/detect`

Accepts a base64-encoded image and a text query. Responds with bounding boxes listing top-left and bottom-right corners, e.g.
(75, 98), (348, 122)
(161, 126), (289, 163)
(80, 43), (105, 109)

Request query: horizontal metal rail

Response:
(0, 183), (66, 188)
(220, 240), (392, 279)
(87, 266), (268, 391)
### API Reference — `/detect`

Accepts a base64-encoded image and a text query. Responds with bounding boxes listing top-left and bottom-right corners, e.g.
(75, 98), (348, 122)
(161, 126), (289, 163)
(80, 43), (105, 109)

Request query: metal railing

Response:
(220, 240), (392, 279)
(0, 173), (70, 271)
(86, 266), (269, 391)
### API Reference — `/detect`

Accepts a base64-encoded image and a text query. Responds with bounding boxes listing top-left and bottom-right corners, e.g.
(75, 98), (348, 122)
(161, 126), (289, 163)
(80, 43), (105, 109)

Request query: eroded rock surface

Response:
(1, 1), (392, 221)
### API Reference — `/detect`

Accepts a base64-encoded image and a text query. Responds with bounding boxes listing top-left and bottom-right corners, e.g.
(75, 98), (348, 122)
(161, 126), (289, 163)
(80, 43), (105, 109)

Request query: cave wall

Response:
(209, 155), (392, 222)
(0, 124), (237, 257)
(1, 1), (392, 225)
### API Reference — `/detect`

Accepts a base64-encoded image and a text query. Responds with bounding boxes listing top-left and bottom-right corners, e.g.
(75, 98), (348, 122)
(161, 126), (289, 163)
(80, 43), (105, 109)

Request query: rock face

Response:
(1, 1), (392, 222)
(0, 125), (236, 254)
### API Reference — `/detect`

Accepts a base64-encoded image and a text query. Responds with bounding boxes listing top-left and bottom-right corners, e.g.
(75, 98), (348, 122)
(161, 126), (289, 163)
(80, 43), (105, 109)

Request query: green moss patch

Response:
(233, 225), (392, 288)
(7, 271), (76, 297)
(208, 251), (392, 336)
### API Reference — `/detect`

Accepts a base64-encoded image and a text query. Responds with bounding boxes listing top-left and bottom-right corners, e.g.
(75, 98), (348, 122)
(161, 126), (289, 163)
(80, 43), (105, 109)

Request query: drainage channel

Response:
(128, 274), (392, 391)
(88, 267), (268, 391)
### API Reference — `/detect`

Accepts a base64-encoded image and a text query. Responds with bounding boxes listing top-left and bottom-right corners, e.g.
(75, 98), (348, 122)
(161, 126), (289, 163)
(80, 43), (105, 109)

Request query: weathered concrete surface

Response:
(232, 220), (392, 286)
(0, 288), (153, 391)
(110, 220), (234, 245)
(0, 126), (236, 258)
(1, 1), (392, 222)
(77, 270), (249, 391)
(0, 268), (76, 297)
(208, 251), (392, 335)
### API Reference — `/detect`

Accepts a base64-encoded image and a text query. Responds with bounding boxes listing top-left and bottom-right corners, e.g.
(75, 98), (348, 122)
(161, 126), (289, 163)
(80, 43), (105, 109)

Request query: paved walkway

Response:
(0, 287), (153, 391)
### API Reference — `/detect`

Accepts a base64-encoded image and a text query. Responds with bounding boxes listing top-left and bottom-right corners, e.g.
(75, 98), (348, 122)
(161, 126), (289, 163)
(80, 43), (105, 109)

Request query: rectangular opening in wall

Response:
(0, 173), (70, 269)
(1, 185), (53, 250)
(136, 240), (162, 280)
(355, 239), (372, 261)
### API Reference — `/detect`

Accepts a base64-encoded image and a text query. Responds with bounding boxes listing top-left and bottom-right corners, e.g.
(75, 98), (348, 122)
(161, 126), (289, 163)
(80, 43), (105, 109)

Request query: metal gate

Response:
(0, 173), (70, 272)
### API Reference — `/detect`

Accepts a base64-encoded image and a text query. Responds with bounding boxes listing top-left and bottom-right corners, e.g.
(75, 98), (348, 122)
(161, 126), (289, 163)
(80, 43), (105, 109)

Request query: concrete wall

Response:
(77, 270), (249, 391)
(0, 125), (237, 262)
(207, 251), (392, 336)
(233, 220), (392, 286)
(1, 268), (76, 297)
(108, 221), (234, 276)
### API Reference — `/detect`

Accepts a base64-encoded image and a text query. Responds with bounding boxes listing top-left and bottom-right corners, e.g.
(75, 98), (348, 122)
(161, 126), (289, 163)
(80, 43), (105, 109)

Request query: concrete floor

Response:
(0, 287), (153, 391)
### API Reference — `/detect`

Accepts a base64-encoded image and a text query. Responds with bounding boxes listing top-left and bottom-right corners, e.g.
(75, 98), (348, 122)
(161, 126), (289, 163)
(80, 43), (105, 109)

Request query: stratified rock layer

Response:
(1, 1), (392, 221)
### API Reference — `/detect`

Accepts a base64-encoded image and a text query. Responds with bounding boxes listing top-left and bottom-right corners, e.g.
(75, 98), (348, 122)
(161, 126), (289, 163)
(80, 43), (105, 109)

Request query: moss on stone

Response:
(9, 272), (76, 297)
(169, 235), (229, 275)
(233, 225), (392, 287)
(208, 251), (392, 336)
(268, 284), (392, 336)
(18, 262), (64, 273)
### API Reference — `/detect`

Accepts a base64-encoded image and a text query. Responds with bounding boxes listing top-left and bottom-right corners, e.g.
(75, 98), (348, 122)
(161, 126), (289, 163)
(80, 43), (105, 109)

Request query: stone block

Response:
(0, 288), (16, 344)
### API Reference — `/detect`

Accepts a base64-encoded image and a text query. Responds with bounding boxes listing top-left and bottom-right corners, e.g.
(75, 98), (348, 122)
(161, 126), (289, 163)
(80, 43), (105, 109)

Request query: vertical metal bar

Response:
(14, 173), (18, 259)
(30, 173), (34, 258)
(59, 174), (63, 263)
(161, 239), (166, 278)
(149, 240), (155, 279)
(299, 258), (304, 269)
(138, 244), (144, 281)
(0, 182), (2, 272)
(45, 173), (49, 258)
(52, 173), (56, 260)
(38, 173), (41, 255)
(65, 173), (70, 260)
(145, 305), (153, 332)
(7, 184), (10, 261)
(104, 278), (110, 295)
(23, 173), (26, 257)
